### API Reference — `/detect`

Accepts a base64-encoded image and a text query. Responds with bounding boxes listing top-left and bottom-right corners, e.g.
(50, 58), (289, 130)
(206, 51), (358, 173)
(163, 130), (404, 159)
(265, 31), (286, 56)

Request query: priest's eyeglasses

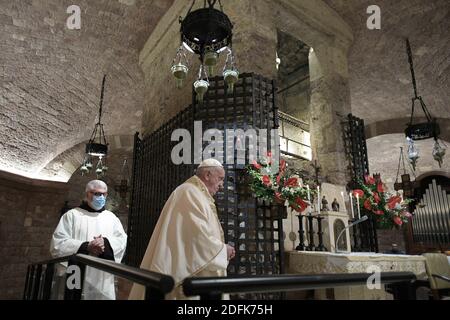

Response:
(89, 191), (107, 197)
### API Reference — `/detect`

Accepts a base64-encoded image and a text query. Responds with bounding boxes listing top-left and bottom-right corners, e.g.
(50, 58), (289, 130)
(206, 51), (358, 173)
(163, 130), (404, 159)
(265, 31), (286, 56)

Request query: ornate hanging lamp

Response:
(404, 38), (446, 167)
(394, 147), (418, 198)
(404, 39), (439, 141)
(171, 0), (238, 101)
(114, 158), (131, 200)
(81, 75), (109, 177)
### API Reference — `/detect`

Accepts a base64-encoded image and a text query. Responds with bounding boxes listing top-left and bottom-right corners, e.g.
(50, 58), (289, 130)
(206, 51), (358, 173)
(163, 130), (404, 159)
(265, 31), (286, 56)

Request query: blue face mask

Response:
(91, 195), (106, 211)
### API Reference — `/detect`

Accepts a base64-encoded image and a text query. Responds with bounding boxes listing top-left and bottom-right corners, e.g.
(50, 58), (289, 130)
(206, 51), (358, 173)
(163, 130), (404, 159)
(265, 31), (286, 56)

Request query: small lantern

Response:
(204, 51), (219, 75)
(171, 45), (189, 88)
(114, 159), (131, 201)
(80, 164), (89, 176)
(223, 69), (239, 94)
(432, 139), (447, 168)
(223, 47), (239, 94)
(407, 138), (419, 171)
(194, 79), (209, 103)
(194, 64), (209, 103)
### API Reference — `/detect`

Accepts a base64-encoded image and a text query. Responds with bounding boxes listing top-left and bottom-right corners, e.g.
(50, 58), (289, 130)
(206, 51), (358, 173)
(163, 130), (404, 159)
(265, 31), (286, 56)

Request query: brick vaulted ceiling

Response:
(0, 0), (174, 178)
(322, 0), (449, 125)
(0, 0), (448, 180)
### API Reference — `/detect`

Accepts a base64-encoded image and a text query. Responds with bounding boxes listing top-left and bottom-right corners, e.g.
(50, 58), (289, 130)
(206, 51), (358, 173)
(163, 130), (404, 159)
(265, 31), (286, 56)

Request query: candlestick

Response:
(349, 192), (354, 219)
(317, 186), (320, 215)
(306, 185), (312, 214)
(340, 191), (346, 213)
(356, 194), (361, 219)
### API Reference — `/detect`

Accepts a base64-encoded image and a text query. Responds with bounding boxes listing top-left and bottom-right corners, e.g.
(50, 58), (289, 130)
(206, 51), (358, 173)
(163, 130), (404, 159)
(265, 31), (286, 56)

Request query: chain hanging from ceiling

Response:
(80, 75), (109, 178)
(404, 38), (446, 169)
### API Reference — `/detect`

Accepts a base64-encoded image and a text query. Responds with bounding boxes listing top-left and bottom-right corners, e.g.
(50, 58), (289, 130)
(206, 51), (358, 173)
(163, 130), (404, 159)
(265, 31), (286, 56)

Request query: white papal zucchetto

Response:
(198, 158), (223, 168)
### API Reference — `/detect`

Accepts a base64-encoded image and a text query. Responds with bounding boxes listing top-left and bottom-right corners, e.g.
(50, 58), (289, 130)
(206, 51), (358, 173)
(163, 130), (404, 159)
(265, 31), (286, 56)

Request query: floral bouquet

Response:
(353, 174), (413, 229)
(246, 152), (312, 213)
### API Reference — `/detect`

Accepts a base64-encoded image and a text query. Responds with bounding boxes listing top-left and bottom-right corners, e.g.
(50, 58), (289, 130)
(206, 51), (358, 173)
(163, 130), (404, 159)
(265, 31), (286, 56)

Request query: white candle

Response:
(356, 194), (361, 219)
(349, 192), (354, 219)
(306, 185), (312, 214)
(340, 191), (346, 213)
(317, 186), (320, 215)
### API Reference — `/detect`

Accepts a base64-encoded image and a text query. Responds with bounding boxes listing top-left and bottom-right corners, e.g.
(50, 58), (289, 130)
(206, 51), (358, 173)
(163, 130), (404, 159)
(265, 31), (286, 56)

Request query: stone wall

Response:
(367, 133), (450, 191)
(0, 171), (68, 299)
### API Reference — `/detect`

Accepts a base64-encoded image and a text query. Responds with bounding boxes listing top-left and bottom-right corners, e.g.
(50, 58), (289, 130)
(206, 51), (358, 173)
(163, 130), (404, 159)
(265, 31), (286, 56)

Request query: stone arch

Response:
(38, 134), (135, 182)
(333, 219), (347, 251)
(416, 171), (450, 181)
(365, 117), (450, 141)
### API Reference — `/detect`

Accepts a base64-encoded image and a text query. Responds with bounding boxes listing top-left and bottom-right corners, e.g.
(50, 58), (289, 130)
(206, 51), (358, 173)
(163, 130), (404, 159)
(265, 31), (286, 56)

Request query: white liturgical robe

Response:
(50, 207), (127, 300)
(129, 175), (228, 300)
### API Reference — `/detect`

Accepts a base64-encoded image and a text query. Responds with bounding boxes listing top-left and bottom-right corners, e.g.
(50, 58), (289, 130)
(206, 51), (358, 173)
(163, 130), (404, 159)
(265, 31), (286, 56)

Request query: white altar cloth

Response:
(286, 251), (427, 300)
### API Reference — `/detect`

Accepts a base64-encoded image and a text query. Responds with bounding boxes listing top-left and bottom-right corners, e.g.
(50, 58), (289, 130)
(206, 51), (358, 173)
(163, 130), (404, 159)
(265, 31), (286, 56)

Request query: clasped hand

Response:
(87, 235), (105, 256)
(226, 244), (236, 261)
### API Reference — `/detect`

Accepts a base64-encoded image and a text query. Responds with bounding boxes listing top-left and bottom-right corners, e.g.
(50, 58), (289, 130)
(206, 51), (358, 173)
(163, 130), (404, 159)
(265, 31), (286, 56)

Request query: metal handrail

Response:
(24, 254), (174, 300)
(183, 272), (417, 299)
(72, 254), (174, 292)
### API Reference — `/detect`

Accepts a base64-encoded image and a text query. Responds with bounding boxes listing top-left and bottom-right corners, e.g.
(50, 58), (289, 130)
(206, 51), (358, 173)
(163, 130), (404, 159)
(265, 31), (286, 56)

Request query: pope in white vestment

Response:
(50, 180), (127, 300)
(129, 159), (235, 300)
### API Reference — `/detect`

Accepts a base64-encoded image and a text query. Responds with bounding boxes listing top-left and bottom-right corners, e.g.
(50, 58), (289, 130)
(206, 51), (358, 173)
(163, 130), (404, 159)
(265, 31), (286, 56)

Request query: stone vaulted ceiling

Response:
(323, 0), (449, 125)
(0, 0), (174, 179)
(0, 0), (448, 181)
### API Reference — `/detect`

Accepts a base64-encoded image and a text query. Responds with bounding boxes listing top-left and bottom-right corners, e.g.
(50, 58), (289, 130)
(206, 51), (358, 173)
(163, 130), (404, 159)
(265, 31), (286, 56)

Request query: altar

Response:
(285, 251), (427, 300)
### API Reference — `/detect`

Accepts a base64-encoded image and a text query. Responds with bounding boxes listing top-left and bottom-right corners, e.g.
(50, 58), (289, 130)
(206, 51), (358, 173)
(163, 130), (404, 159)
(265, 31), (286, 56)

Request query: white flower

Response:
(260, 157), (268, 166)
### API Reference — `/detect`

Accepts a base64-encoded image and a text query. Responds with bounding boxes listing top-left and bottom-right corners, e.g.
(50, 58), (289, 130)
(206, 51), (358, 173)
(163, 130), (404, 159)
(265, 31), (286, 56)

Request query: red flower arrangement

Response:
(354, 174), (413, 229)
(247, 153), (312, 213)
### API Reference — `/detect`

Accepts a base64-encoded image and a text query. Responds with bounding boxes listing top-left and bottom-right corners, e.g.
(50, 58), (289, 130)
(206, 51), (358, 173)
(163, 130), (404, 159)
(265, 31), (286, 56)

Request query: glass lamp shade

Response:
(223, 69), (239, 94)
(85, 161), (93, 170)
(80, 165), (89, 175)
(408, 148), (419, 171)
(171, 63), (189, 88)
(432, 140), (446, 168)
(194, 79), (209, 103)
(204, 51), (219, 75)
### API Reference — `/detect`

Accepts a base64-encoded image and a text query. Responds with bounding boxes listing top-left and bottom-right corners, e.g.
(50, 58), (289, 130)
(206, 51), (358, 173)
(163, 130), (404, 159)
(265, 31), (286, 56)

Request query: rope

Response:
(395, 147), (402, 183)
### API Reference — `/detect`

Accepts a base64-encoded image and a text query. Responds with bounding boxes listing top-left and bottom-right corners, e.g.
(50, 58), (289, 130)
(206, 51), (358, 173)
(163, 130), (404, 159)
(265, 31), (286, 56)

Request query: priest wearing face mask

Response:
(129, 159), (235, 300)
(50, 180), (127, 300)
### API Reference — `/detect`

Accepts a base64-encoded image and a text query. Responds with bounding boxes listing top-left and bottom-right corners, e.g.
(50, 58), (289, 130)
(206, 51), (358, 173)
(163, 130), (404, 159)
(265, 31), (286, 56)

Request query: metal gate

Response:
(343, 114), (378, 252)
(126, 73), (285, 285)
